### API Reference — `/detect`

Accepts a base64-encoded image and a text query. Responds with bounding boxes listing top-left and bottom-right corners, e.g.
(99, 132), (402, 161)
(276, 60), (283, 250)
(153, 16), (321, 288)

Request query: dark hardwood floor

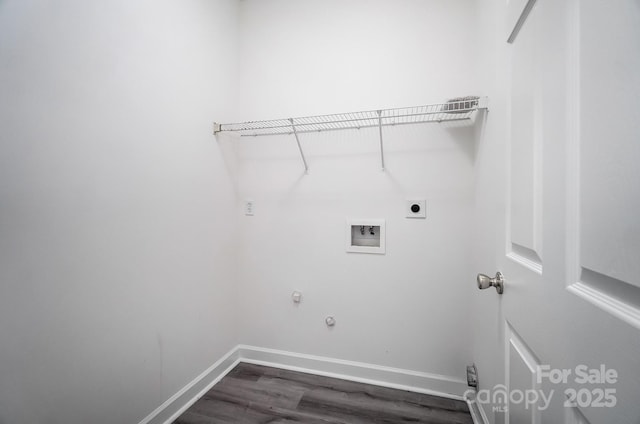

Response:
(173, 363), (474, 424)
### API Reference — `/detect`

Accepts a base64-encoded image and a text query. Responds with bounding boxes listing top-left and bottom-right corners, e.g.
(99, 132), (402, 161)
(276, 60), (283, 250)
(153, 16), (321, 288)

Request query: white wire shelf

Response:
(213, 96), (488, 172)
(214, 97), (487, 137)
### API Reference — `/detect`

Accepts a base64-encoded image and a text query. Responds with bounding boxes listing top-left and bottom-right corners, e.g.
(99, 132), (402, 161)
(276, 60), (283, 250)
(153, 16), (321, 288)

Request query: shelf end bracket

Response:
(477, 96), (489, 111)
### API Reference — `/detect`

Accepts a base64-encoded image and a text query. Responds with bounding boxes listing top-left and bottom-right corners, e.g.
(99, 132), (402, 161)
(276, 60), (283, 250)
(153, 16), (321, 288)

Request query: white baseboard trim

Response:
(237, 345), (468, 400)
(138, 344), (470, 424)
(466, 398), (490, 424)
(137, 346), (240, 424)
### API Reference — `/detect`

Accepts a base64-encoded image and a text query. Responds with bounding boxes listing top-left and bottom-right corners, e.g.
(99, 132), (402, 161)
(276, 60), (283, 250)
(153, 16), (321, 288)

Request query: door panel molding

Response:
(566, 0), (640, 329)
(565, 0), (581, 287)
(568, 281), (640, 331)
(506, 0), (543, 274)
(505, 322), (542, 424)
(508, 244), (542, 275)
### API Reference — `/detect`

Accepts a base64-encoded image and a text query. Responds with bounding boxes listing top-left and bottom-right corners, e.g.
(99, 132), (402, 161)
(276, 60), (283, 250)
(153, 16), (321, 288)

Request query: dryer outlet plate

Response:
(406, 200), (426, 219)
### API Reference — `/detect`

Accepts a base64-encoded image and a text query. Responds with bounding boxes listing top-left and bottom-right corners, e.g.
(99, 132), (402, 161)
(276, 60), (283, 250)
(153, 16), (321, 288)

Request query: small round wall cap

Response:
(291, 291), (302, 303)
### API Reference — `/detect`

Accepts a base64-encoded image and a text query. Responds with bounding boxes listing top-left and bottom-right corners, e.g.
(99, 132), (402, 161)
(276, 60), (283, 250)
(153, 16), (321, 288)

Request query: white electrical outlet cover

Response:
(406, 200), (426, 218)
(244, 199), (254, 216)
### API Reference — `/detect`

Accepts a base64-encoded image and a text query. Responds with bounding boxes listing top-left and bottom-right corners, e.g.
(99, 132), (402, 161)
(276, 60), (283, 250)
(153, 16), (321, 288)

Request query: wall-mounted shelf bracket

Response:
(289, 118), (309, 173)
(377, 110), (385, 171)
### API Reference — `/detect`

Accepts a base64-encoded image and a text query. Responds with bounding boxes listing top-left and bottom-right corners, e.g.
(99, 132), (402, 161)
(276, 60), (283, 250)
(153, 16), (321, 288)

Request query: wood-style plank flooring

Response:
(173, 363), (473, 424)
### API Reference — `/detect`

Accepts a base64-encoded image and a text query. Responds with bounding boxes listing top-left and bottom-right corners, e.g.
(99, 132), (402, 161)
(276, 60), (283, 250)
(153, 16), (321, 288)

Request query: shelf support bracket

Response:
(377, 110), (385, 171)
(289, 118), (309, 173)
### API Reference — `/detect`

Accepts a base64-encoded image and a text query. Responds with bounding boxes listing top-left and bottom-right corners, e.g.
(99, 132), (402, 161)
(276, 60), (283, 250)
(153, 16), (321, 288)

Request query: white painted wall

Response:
(0, 1), (239, 423)
(231, 0), (480, 382)
(237, 0), (480, 118)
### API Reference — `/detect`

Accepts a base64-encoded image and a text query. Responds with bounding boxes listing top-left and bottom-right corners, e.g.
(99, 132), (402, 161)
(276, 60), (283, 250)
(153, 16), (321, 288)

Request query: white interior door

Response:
(473, 0), (640, 423)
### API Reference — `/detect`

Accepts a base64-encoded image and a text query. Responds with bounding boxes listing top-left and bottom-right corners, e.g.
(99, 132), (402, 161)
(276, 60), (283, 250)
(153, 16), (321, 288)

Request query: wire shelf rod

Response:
(245, 107), (445, 122)
(236, 115), (474, 137)
(220, 108), (477, 133)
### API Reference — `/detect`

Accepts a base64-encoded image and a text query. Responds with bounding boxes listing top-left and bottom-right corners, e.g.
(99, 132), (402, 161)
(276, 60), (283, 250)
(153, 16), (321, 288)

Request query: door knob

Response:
(477, 272), (504, 294)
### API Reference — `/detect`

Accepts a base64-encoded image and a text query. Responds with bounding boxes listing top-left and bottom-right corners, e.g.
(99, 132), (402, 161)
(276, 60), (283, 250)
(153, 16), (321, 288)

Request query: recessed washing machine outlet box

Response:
(406, 200), (426, 219)
(346, 219), (386, 254)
